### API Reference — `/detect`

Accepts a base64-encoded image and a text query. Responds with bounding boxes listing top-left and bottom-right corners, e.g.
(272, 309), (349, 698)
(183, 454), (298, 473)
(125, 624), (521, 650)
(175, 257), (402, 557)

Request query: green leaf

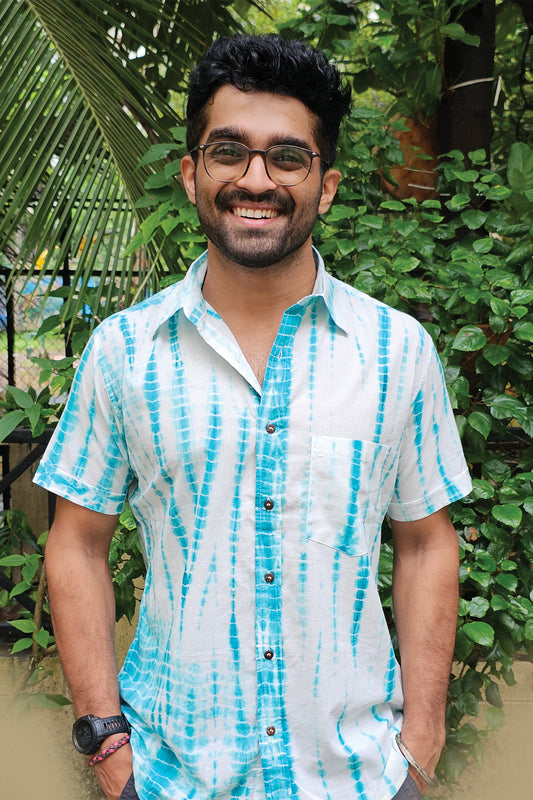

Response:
(469, 597), (489, 618)
(11, 637), (33, 654)
(463, 622), (494, 646)
(0, 554), (28, 567)
(31, 693), (72, 709)
(500, 560), (516, 572)
(491, 594), (509, 611)
(452, 325), (487, 351)
(510, 289), (533, 305)
(507, 141), (533, 192)
(495, 573), (518, 591)
(486, 682), (503, 707)
(448, 193), (470, 210)
(460, 209), (487, 229)
(7, 387), (34, 409)
(470, 479), (494, 500)
(455, 628), (474, 660)
(473, 237), (493, 254)
(490, 395), (526, 421)
(0, 410), (26, 443)
(137, 142), (181, 167)
(492, 505), (522, 528)
(455, 690), (479, 716)
(485, 706), (505, 729)
(27, 403), (43, 434)
(442, 747), (469, 782)
(328, 204), (357, 221)
(34, 627), (53, 649)
(513, 321), (533, 342)
(380, 200), (405, 211)
(452, 169), (479, 182)
(9, 581), (32, 599)
(468, 412), (492, 438)
(475, 551), (497, 572)
(9, 619), (36, 634)
(440, 22), (466, 38)
(467, 569), (492, 588)
(482, 344), (511, 365)
(525, 618), (533, 640)
(358, 214), (383, 229)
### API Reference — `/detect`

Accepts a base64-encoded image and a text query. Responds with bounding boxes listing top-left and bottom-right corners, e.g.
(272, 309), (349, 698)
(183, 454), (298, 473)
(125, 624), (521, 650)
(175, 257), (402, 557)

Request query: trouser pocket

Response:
(394, 773), (423, 800)
(118, 773), (140, 800)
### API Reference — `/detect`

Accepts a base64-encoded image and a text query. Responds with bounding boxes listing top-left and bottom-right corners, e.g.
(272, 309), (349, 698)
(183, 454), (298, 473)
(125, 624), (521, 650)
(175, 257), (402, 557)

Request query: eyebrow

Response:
(205, 126), (315, 151)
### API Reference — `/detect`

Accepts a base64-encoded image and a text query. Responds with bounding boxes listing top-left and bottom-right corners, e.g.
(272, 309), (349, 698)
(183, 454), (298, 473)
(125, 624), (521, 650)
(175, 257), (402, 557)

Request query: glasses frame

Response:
(191, 141), (324, 186)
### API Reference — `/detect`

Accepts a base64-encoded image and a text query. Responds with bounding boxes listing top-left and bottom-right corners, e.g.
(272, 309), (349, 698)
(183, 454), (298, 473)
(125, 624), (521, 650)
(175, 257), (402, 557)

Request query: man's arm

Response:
(391, 507), (459, 794)
(45, 496), (132, 800)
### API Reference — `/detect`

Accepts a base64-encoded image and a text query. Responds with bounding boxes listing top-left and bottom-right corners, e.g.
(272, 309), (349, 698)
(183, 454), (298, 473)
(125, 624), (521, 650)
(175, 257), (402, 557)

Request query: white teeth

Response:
(233, 207), (279, 219)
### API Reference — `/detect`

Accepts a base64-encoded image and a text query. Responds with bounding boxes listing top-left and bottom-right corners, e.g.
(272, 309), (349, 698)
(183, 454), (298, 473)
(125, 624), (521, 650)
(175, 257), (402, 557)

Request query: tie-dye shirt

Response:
(35, 250), (471, 800)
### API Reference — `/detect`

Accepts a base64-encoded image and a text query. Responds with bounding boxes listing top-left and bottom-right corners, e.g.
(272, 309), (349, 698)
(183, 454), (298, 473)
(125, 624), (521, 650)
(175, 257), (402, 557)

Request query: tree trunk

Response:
(437, 0), (496, 161)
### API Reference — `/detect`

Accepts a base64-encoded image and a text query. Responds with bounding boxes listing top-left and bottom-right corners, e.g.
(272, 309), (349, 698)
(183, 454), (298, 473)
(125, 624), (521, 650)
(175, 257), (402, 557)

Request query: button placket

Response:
(254, 313), (303, 791)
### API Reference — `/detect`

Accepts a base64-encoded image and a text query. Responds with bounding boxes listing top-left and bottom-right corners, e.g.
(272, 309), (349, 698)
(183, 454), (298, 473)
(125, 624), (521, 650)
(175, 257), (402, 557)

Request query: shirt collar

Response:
(151, 247), (349, 337)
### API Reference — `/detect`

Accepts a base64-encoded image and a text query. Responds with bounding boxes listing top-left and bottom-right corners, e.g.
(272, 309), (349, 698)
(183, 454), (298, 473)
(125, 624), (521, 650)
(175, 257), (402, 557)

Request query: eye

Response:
(270, 146), (309, 170)
(208, 142), (246, 163)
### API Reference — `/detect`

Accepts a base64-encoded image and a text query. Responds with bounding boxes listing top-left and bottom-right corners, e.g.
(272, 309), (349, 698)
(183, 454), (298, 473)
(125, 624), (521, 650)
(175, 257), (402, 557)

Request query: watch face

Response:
(73, 718), (96, 754)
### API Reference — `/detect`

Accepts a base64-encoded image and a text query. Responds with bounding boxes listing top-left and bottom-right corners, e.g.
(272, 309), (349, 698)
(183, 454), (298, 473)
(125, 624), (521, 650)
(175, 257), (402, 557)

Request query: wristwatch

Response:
(72, 713), (131, 755)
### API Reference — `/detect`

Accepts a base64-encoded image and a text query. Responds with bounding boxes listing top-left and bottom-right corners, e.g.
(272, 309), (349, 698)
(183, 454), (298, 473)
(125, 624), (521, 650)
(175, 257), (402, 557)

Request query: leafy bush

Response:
(111, 113), (533, 787)
(1, 94), (532, 793)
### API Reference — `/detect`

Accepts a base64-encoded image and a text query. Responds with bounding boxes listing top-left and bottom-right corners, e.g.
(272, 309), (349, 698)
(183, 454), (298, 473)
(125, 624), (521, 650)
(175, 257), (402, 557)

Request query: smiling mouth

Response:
(232, 207), (280, 219)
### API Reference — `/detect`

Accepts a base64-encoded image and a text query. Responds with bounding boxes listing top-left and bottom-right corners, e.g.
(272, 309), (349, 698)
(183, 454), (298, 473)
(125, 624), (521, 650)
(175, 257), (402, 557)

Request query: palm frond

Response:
(1, 0), (269, 319)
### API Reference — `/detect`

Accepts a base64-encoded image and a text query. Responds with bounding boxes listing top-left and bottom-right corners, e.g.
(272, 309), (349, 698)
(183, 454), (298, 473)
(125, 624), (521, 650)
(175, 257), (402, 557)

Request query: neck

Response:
(201, 242), (317, 321)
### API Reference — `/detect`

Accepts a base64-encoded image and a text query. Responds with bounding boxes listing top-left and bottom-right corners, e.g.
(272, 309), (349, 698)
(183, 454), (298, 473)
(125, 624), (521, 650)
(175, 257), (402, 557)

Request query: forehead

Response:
(200, 85), (319, 149)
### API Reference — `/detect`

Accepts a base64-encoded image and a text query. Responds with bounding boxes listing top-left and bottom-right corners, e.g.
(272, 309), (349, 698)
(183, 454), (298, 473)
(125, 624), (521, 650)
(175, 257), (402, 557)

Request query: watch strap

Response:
(95, 714), (131, 739)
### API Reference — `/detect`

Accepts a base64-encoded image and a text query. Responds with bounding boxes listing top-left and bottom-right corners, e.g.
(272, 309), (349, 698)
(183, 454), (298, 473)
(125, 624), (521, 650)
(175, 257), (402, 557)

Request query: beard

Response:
(195, 187), (321, 269)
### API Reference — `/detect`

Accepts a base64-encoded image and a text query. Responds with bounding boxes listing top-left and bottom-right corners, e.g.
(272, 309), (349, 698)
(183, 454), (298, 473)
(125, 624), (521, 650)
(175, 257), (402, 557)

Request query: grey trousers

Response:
(394, 773), (424, 799)
(118, 773), (140, 800)
(117, 771), (423, 799)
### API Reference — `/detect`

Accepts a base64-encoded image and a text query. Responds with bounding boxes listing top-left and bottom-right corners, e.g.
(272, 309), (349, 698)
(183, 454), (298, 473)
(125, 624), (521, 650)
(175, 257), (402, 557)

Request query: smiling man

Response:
(36, 35), (471, 800)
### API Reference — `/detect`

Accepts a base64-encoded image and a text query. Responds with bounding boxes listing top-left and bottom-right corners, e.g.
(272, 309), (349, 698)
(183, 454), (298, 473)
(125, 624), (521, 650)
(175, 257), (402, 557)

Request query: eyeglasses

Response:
(191, 141), (323, 186)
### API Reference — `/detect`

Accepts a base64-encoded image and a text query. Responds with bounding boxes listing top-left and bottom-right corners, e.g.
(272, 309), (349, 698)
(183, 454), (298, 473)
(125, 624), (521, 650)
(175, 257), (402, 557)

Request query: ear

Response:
(318, 169), (341, 215)
(181, 155), (197, 204)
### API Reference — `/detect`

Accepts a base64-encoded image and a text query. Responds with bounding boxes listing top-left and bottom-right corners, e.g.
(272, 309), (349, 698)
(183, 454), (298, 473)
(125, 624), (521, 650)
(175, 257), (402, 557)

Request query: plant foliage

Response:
(1, 0), (532, 789)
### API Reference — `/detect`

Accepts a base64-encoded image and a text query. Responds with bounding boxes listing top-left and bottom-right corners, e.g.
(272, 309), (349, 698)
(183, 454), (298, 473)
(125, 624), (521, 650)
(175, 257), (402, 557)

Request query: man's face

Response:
(181, 86), (340, 269)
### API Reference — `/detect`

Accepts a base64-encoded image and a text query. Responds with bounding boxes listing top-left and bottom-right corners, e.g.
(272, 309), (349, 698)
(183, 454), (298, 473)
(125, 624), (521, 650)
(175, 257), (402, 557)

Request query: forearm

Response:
(391, 510), (459, 772)
(46, 534), (120, 716)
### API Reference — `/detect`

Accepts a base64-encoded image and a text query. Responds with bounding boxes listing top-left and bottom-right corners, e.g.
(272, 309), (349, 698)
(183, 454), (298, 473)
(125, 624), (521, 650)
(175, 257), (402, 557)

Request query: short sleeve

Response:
(387, 337), (471, 521)
(34, 328), (133, 514)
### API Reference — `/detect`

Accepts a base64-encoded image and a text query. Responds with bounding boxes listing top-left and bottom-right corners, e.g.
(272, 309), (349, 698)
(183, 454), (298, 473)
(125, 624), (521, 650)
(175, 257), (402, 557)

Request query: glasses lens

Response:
(203, 142), (248, 182)
(267, 146), (312, 185)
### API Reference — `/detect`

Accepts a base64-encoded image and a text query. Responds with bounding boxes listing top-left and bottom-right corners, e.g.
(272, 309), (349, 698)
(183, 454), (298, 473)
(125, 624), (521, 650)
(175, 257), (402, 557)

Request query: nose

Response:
(235, 152), (278, 193)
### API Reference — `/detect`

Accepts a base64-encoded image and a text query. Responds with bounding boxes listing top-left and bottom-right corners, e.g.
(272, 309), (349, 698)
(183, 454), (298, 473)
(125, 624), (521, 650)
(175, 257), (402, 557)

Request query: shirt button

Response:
(266, 726), (276, 736)
(264, 572), (274, 583)
(264, 498), (274, 510)
(264, 649), (274, 660)
(266, 423), (276, 434)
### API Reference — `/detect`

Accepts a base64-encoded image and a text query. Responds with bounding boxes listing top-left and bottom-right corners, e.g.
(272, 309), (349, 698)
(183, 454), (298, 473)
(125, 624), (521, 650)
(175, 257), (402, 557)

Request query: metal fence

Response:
(0, 268), (66, 393)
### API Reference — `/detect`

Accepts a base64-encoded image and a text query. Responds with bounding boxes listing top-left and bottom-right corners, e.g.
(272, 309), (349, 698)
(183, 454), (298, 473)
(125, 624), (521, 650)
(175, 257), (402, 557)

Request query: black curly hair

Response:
(186, 35), (351, 168)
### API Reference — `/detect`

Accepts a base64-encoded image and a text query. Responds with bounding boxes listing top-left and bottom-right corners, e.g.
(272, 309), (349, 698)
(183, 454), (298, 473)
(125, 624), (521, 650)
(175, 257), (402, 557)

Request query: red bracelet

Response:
(87, 734), (131, 767)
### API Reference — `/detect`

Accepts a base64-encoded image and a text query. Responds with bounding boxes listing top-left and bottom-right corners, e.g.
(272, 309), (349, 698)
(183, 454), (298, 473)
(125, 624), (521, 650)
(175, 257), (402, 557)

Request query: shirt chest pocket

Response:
(306, 436), (393, 557)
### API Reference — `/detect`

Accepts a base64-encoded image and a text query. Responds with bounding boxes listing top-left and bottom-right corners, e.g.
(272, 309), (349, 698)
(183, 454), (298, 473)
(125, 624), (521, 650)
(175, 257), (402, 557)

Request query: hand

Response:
(93, 740), (134, 800)
(399, 724), (444, 796)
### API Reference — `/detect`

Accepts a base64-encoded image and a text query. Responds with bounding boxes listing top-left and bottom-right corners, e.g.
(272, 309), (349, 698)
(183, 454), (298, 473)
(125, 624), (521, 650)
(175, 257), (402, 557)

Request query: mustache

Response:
(215, 189), (294, 214)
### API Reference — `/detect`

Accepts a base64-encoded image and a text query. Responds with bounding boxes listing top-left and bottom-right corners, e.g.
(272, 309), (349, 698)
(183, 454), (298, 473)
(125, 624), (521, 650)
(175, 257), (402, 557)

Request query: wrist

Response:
(88, 734), (131, 767)
(396, 733), (439, 788)
(72, 713), (131, 755)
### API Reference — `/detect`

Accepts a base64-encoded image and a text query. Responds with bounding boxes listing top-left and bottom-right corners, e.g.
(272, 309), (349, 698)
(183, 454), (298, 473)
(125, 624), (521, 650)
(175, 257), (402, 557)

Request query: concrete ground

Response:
(1, 634), (532, 800)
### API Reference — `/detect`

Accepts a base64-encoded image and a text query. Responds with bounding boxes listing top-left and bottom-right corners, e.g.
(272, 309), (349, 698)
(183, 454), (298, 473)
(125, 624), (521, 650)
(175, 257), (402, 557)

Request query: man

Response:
(36, 35), (471, 800)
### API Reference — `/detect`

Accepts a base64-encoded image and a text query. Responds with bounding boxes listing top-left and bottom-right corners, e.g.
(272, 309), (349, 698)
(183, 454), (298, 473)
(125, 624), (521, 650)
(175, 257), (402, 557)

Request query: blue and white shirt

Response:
(35, 250), (471, 800)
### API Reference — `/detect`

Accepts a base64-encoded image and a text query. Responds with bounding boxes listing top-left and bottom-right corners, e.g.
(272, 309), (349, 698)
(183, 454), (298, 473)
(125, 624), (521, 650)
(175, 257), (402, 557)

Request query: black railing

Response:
(0, 427), (54, 640)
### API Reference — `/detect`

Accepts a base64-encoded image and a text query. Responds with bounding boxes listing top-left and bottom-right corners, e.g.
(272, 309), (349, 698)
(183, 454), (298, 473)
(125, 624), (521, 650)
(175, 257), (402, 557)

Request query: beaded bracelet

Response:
(395, 733), (439, 787)
(88, 734), (131, 767)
